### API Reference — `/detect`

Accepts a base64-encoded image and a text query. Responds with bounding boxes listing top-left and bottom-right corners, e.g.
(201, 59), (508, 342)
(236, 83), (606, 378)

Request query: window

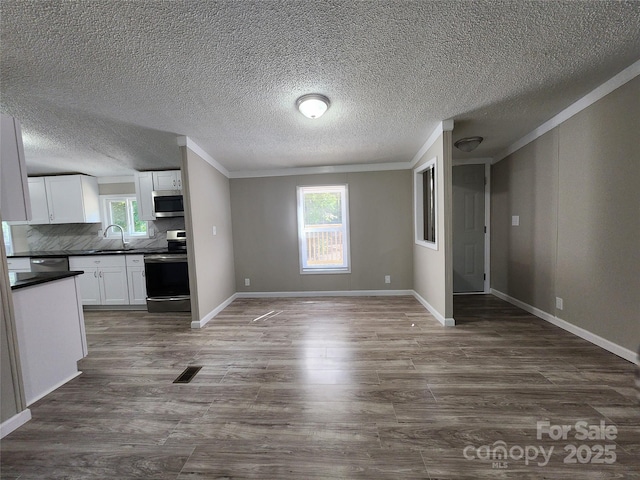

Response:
(101, 195), (148, 238)
(2, 221), (13, 256)
(414, 157), (438, 249)
(297, 185), (350, 273)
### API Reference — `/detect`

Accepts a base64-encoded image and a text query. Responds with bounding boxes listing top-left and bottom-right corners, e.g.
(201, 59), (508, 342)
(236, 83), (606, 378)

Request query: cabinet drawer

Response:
(69, 255), (126, 269)
(7, 257), (30, 271)
(125, 254), (145, 267)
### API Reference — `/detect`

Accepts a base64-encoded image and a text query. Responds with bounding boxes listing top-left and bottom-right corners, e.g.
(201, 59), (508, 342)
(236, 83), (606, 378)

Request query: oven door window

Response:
(145, 261), (190, 297)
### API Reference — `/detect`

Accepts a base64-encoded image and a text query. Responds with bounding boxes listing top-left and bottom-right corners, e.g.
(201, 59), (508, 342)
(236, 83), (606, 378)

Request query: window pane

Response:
(131, 200), (147, 234)
(304, 192), (342, 225)
(423, 166), (436, 242)
(305, 229), (344, 266)
(109, 200), (127, 229)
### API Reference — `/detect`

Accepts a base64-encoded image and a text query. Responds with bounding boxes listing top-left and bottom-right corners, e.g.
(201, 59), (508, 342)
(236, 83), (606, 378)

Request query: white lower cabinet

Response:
(126, 255), (147, 305)
(7, 257), (31, 272)
(69, 256), (130, 305)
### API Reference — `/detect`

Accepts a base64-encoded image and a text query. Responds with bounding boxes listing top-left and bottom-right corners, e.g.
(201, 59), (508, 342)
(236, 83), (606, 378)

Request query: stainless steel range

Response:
(144, 230), (190, 312)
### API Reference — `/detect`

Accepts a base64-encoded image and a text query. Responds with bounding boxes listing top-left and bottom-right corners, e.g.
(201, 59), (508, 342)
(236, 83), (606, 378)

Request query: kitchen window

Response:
(2, 221), (13, 256)
(101, 195), (148, 238)
(297, 185), (350, 274)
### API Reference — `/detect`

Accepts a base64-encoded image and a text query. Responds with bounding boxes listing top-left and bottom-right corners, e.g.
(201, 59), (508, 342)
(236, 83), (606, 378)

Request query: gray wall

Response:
(182, 147), (236, 321)
(230, 170), (413, 292)
(491, 76), (640, 352)
(413, 131), (454, 319)
(491, 130), (558, 312)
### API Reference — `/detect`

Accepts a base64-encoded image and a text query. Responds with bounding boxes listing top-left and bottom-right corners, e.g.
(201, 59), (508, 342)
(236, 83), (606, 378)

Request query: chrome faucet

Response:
(104, 224), (129, 250)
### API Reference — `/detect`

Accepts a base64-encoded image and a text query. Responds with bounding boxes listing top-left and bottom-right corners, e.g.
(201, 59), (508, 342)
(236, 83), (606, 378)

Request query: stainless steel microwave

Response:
(152, 190), (184, 217)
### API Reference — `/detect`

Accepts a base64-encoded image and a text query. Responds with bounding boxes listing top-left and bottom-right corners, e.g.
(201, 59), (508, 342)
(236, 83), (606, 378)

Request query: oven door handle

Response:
(144, 254), (188, 263)
(147, 295), (191, 302)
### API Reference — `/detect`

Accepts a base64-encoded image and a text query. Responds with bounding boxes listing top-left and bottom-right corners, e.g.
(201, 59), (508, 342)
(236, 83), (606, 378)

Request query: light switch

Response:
(511, 215), (520, 226)
(212, 226), (217, 236)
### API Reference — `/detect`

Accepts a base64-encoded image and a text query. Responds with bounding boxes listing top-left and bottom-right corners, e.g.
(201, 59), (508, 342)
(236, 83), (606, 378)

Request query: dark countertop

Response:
(10, 271), (84, 290)
(9, 247), (171, 258)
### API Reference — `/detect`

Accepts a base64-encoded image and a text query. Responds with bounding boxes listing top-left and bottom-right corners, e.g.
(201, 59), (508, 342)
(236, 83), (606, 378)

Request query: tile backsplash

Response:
(12, 217), (185, 252)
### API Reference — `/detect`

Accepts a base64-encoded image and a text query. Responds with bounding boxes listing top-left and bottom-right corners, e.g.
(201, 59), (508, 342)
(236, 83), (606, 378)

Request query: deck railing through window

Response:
(304, 226), (344, 266)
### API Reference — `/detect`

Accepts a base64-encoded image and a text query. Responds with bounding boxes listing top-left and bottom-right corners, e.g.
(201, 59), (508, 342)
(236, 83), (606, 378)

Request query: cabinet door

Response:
(152, 170), (181, 190)
(127, 266), (147, 305)
(99, 266), (130, 305)
(45, 176), (85, 223)
(74, 267), (101, 305)
(134, 172), (155, 221)
(27, 178), (51, 224)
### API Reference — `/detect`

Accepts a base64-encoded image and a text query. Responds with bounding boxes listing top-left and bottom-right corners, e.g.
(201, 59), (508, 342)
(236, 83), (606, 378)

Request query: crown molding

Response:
(177, 136), (230, 178)
(178, 120), (455, 180)
(494, 58), (640, 163)
(228, 161), (412, 179)
(409, 120), (454, 168)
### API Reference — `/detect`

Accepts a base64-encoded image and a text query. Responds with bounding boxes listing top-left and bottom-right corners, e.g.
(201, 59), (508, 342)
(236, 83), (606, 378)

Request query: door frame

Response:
(452, 158), (492, 294)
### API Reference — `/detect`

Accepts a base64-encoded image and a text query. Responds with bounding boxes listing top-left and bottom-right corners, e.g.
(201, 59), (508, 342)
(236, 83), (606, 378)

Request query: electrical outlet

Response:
(97, 229), (103, 237)
(512, 215), (520, 226)
(244, 278), (250, 287)
(556, 297), (563, 310)
(385, 275), (391, 284)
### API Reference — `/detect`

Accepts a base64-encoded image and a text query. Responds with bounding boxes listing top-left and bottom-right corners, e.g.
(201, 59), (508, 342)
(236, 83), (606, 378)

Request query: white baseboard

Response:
(236, 289), (454, 326)
(412, 291), (455, 326)
(491, 289), (556, 323)
(26, 371), (83, 406)
(0, 409), (31, 438)
(236, 289), (414, 298)
(491, 289), (636, 363)
(191, 293), (238, 329)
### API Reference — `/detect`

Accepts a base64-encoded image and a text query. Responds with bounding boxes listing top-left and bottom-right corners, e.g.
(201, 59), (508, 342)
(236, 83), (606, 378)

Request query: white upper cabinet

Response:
(26, 175), (100, 224)
(152, 170), (182, 191)
(135, 170), (182, 221)
(27, 178), (50, 224)
(45, 175), (100, 224)
(0, 114), (31, 221)
(134, 171), (155, 221)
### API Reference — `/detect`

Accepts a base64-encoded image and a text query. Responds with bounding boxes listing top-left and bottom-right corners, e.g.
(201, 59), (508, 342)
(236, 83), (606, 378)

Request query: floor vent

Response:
(173, 366), (203, 384)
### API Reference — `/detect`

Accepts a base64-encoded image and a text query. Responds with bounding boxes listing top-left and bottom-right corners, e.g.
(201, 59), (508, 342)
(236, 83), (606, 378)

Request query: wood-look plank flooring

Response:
(1, 295), (638, 479)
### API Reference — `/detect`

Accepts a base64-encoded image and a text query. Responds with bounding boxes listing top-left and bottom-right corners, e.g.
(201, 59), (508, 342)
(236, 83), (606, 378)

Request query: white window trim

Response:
(297, 184), (351, 274)
(414, 157), (438, 250)
(100, 194), (149, 239)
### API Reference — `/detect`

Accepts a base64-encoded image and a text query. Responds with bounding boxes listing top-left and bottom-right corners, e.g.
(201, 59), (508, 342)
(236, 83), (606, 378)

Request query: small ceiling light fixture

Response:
(296, 94), (330, 119)
(454, 136), (484, 152)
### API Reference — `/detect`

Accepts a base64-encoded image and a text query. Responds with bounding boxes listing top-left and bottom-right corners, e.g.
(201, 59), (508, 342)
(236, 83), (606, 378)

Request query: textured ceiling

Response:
(1, 1), (639, 177)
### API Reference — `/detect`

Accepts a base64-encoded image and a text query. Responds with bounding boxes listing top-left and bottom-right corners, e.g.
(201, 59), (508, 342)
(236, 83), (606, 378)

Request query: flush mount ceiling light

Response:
(296, 94), (330, 119)
(454, 136), (484, 152)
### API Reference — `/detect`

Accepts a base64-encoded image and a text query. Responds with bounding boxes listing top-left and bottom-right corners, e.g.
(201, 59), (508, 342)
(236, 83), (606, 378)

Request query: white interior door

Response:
(453, 164), (486, 293)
